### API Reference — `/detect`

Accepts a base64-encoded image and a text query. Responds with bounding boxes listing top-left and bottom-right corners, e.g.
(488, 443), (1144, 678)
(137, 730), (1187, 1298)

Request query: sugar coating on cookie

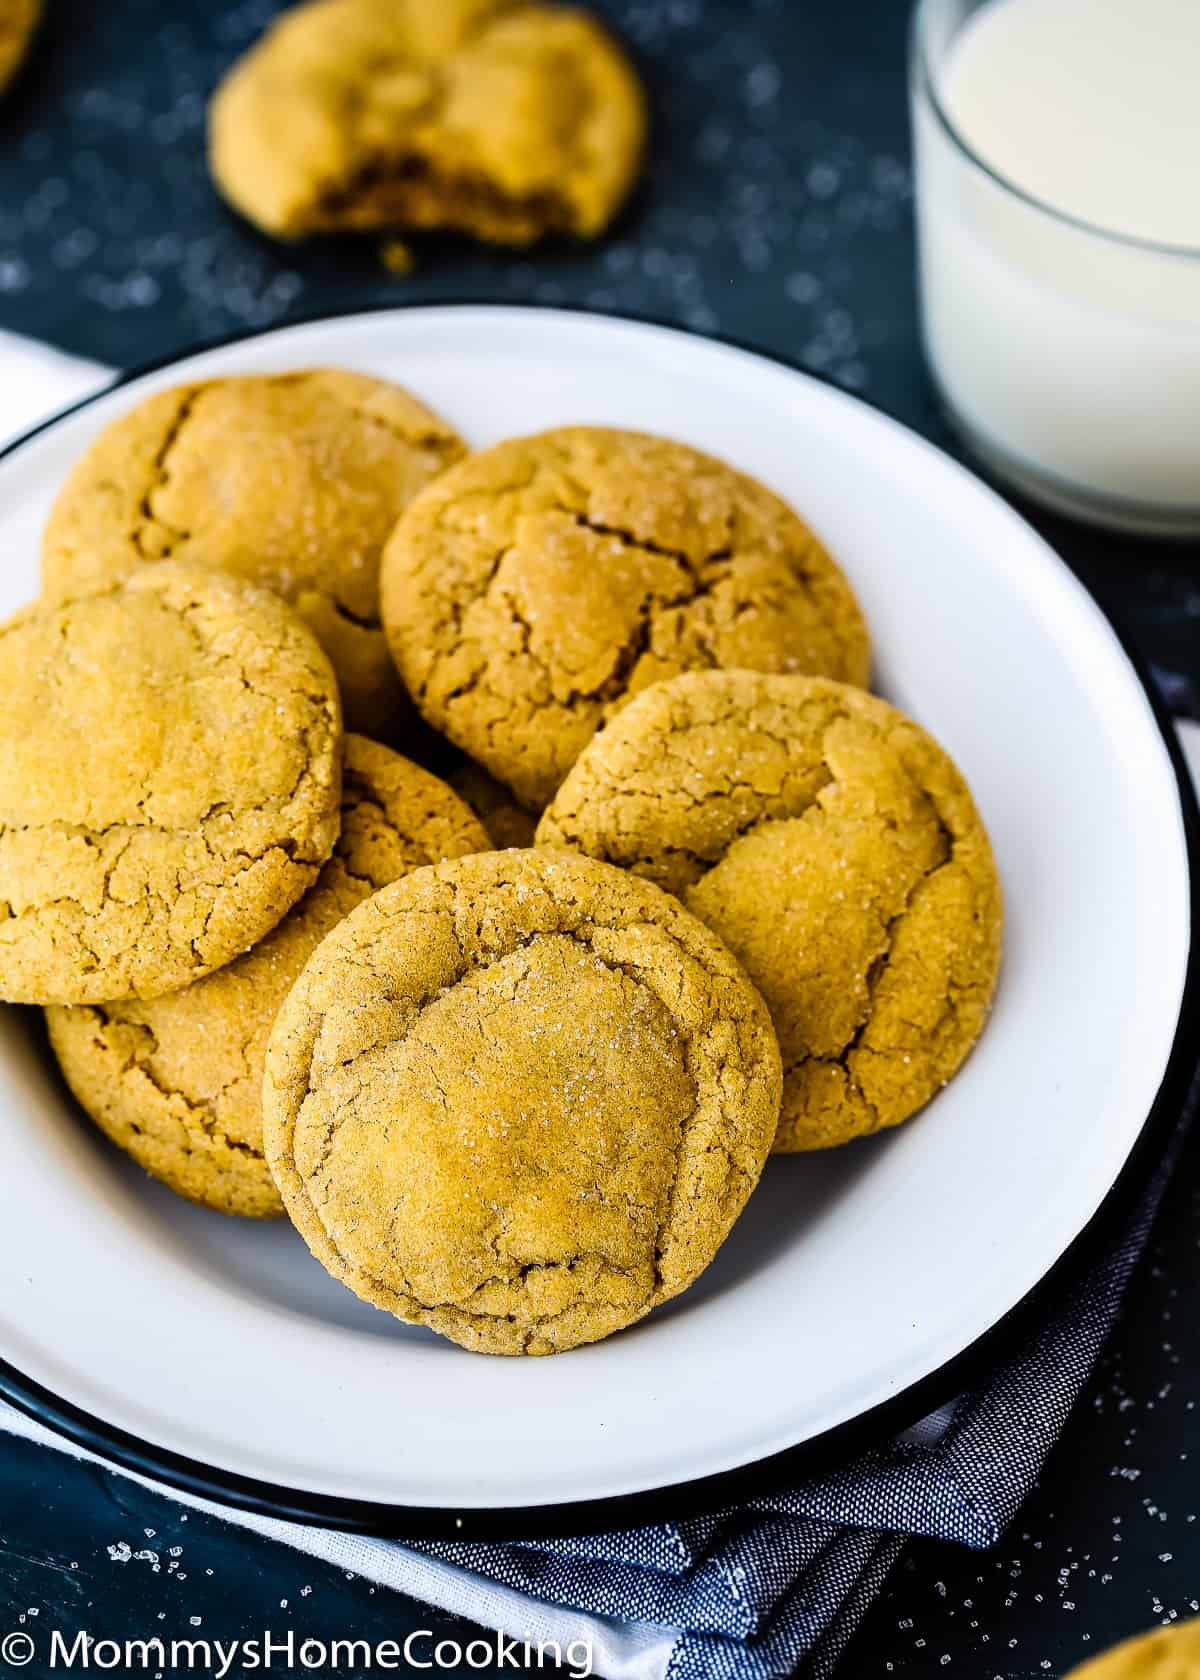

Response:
(0, 563), (342, 1006)
(41, 370), (464, 737)
(448, 762), (539, 849)
(0, 0), (40, 93)
(381, 427), (871, 810)
(537, 673), (1002, 1151)
(209, 0), (646, 245)
(263, 848), (781, 1354)
(46, 737), (489, 1217)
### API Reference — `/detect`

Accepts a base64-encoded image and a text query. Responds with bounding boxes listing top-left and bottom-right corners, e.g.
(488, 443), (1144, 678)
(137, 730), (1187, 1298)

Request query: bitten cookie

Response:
(263, 848), (781, 1354)
(0, 0), (40, 93)
(537, 673), (1002, 1151)
(46, 738), (488, 1217)
(209, 0), (646, 246)
(0, 563), (342, 1005)
(448, 762), (539, 849)
(381, 427), (871, 809)
(41, 370), (464, 736)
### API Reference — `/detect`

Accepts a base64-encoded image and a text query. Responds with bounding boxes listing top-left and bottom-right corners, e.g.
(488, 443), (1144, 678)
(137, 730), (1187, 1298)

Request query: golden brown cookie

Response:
(209, 0), (646, 246)
(1065, 1620), (1200, 1680)
(0, 563), (341, 1006)
(46, 737), (488, 1217)
(537, 673), (1002, 1151)
(41, 370), (464, 736)
(381, 427), (871, 810)
(0, 0), (40, 94)
(448, 762), (538, 849)
(263, 848), (781, 1354)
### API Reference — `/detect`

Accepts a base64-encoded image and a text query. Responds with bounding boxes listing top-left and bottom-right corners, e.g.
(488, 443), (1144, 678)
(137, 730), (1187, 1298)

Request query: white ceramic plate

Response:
(0, 306), (1193, 1533)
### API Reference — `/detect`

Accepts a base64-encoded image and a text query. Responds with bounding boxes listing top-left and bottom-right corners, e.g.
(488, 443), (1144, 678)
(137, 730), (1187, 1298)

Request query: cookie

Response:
(0, 563), (341, 1005)
(209, 0), (646, 246)
(1065, 1620), (1200, 1679)
(381, 427), (871, 810)
(46, 737), (488, 1217)
(537, 673), (1002, 1151)
(448, 762), (538, 849)
(41, 370), (464, 737)
(263, 848), (781, 1354)
(0, 0), (39, 93)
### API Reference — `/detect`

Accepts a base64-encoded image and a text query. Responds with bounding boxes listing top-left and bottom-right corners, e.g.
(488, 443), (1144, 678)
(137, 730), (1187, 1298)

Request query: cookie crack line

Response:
(116, 374), (460, 573)
(291, 917), (670, 1182)
(554, 763), (839, 888)
(779, 801), (967, 1136)
(335, 398), (463, 460)
(420, 1250), (649, 1314)
(558, 500), (858, 680)
(542, 691), (867, 877)
(133, 388), (201, 560)
(563, 507), (733, 582)
(81, 1005), (265, 1165)
(476, 521), (736, 713)
(0, 677), (334, 912)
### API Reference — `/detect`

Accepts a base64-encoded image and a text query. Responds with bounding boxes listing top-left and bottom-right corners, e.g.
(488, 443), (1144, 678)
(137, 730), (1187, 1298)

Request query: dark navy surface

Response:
(1, 1), (1198, 1675)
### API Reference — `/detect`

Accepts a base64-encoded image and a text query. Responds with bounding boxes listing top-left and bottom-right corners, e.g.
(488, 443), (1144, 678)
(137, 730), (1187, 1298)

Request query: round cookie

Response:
(0, 0), (40, 94)
(448, 762), (538, 850)
(209, 0), (646, 246)
(263, 848), (781, 1354)
(537, 673), (1002, 1152)
(0, 562), (342, 1006)
(1064, 1620), (1200, 1679)
(382, 427), (872, 810)
(41, 370), (464, 736)
(46, 737), (488, 1217)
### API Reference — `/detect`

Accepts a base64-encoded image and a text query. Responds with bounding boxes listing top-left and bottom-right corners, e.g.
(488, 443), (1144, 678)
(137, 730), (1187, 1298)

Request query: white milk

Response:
(912, 0), (1200, 532)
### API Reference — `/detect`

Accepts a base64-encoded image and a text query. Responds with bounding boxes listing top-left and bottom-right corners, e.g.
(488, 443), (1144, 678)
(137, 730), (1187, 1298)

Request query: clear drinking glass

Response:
(910, 0), (1200, 537)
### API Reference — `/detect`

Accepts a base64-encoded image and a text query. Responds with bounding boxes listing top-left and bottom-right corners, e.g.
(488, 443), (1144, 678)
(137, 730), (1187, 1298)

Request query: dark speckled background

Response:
(1, 2), (1198, 1675)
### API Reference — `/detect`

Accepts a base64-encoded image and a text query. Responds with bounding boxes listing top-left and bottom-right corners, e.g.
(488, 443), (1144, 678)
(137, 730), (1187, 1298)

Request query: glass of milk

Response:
(911, 0), (1200, 536)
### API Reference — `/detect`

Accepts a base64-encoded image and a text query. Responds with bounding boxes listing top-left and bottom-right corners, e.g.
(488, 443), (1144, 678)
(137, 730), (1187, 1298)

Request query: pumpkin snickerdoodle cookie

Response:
(41, 370), (464, 736)
(0, 563), (342, 1006)
(209, 0), (646, 246)
(381, 427), (871, 811)
(46, 737), (488, 1217)
(0, 0), (40, 93)
(537, 673), (1002, 1152)
(263, 848), (781, 1354)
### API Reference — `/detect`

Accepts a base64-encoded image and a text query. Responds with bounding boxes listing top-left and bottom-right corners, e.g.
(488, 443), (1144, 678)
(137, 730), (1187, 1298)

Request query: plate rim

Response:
(0, 299), (1196, 1541)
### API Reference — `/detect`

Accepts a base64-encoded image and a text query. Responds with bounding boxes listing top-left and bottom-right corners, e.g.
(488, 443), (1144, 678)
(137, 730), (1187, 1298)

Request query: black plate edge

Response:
(0, 298), (1196, 1542)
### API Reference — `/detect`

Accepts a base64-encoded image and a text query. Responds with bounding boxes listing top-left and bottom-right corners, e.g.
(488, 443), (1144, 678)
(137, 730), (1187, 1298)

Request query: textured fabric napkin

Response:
(1, 332), (1196, 1680)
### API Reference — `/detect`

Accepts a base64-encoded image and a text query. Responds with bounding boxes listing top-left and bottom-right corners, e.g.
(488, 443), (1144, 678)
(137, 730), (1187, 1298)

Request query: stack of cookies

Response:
(0, 369), (1001, 1356)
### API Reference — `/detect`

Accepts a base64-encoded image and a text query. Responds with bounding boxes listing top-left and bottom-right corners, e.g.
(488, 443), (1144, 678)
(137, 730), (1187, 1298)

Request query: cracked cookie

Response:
(537, 673), (1002, 1151)
(41, 370), (464, 737)
(381, 427), (872, 811)
(46, 736), (488, 1217)
(263, 848), (781, 1354)
(0, 562), (342, 1006)
(0, 0), (39, 93)
(448, 762), (538, 850)
(209, 0), (646, 246)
